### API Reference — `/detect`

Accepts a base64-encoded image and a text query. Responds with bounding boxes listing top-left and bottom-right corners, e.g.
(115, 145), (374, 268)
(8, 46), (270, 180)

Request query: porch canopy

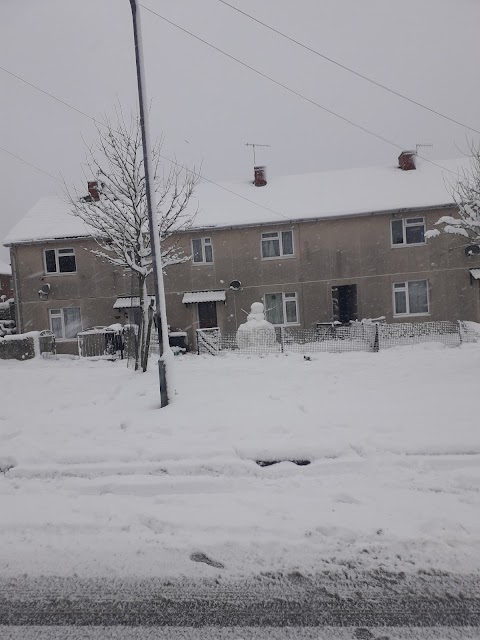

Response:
(182, 290), (226, 304)
(113, 296), (155, 309)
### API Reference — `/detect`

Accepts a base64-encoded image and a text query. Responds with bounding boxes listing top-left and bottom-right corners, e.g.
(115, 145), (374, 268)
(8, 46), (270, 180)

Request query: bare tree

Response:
(425, 146), (480, 246)
(66, 113), (199, 371)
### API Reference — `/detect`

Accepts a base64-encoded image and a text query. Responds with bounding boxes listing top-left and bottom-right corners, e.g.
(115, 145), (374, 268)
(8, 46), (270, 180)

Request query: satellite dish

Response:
(40, 283), (51, 295)
(465, 245), (480, 257)
(229, 280), (242, 291)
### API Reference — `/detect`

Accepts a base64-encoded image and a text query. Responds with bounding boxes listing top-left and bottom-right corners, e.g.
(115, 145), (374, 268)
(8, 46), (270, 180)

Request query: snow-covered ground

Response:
(1, 344), (479, 579)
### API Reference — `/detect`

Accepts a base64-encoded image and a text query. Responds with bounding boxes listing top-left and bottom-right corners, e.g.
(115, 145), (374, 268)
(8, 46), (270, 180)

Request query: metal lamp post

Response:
(129, 0), (172, 407)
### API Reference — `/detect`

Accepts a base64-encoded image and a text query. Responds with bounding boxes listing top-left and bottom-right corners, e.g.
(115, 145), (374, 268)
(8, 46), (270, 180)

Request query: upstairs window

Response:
(192, 237), (213, 264)
(264, 292), (298, 325)
(261, 230), (294, 259)
(393, 280), (429, 316)
(49, 307), (82, 339)
(44, 248), (76, 274)
(391, 217), (425, 246)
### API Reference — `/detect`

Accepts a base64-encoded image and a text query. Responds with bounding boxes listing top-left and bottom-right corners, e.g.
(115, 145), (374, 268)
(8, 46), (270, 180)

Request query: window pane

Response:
(262, 238), (280, 258)
(405, 223), (425, 244)
(192, 239), (203, 263)
(58, 254), (76, 272)
(281, 231), (293, 255)
(408, 280), (428, 314)
(391, 220), (404, 245)
(58, 248), (74, 254)
(63, 307), (82, 338)
(204, 244), (213, 263)
(265, 293), (284, 324)
(45, 250), (57, 273)
(394, 290), (407, 314)
(285, 299), (297, 323)
(50, 316), (63, 339)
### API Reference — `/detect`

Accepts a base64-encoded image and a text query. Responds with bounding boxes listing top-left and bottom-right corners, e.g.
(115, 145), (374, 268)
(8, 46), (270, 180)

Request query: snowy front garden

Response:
(1, 344), (479, 579)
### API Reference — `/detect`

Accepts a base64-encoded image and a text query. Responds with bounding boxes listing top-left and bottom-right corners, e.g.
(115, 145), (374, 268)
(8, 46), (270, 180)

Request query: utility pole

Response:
(129, 0), (172, 407)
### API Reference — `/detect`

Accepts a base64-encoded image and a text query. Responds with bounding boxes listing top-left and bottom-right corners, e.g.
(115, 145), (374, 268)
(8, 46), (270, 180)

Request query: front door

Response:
(198, 301), (218, 329)
(332, 285), (358, 324)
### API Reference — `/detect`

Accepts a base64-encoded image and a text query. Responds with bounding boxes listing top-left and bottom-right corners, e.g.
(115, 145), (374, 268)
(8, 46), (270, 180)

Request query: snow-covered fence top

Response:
(196, 321), (477, 356)
(0, 331), (55, 361)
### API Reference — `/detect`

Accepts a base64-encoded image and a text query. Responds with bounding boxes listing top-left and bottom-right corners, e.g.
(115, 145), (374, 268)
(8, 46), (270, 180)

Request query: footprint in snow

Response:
(190, 552), (224, 569)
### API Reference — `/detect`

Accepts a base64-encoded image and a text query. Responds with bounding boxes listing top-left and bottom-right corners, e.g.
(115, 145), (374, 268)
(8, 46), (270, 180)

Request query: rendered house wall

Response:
(8, 206), (480, 353)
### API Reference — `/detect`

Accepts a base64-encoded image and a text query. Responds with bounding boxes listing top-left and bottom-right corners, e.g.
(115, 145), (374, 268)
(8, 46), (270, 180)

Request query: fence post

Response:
(280, 326), (285, 353)
(458, 320), (463, 345)
(373, 324), (379, 353)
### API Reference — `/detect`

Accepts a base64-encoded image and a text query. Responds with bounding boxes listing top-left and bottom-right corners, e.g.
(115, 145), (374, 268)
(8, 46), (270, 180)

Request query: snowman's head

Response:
(250, 302), (264, 315)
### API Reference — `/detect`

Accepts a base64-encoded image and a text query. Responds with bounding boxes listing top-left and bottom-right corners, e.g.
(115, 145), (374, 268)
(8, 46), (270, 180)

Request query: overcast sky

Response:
(1, 0), (479, 261)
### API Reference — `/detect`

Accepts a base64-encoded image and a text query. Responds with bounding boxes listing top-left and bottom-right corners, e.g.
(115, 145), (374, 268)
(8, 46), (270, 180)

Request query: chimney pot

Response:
(398, 151), (416, 171)
(88, 181), (100, 201)
(254, 165), (267, 187)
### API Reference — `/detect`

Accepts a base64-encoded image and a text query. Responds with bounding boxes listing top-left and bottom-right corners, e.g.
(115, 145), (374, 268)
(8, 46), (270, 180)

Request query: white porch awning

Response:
(469, 269), (480, 280)
(182, 290), (226, 304)
(113, 296), (155, 309)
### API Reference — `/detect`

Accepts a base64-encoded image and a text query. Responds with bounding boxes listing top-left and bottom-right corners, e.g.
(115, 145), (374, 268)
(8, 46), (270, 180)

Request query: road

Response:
(1, 570), (478, 637)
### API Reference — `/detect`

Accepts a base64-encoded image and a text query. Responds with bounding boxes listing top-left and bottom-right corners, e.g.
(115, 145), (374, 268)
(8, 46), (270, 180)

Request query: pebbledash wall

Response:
(6, 205), (480, 354)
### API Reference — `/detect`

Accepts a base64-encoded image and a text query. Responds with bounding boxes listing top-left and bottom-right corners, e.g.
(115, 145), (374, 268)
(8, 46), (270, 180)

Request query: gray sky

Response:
(1, 0), (479, 261)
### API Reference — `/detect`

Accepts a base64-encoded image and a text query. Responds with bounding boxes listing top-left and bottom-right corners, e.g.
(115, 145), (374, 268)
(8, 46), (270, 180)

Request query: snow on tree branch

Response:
(428, 145), (480, 245)
(64, 111), (199, 371)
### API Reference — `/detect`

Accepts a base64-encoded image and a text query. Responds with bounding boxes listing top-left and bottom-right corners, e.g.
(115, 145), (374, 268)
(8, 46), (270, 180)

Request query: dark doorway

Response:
(332, 285), (358, 324)
(198, 301), (218, 329)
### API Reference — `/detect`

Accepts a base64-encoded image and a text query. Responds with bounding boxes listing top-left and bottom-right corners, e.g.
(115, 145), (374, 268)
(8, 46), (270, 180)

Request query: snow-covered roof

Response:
(0, 260), (11, 275)
(3, 196), (93, 246)
(2, 157), (468, 246)
(188, 157), (466, 230)
(182, 290), (226, 304)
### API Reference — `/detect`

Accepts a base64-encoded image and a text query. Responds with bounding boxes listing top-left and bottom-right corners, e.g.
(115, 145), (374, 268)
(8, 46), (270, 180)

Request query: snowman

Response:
(236, 302), (277, 352)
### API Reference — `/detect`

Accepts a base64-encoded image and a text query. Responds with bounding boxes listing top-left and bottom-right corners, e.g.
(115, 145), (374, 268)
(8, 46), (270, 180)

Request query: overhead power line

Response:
(0, 3), (460, 199)
(0, 67), (290, 221)
(0, 144), (61, 182)
(139, 3), (401, 152)
(139, 3), (456, 176)
(215, 0), (480, 136)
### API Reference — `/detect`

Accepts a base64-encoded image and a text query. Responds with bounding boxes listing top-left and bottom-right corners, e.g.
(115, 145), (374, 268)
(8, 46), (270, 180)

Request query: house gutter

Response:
(178, 202), (457, 234)
(10, 248), (23, 333)
(3, 202), (457, 245)
(3, 235), (91, 248)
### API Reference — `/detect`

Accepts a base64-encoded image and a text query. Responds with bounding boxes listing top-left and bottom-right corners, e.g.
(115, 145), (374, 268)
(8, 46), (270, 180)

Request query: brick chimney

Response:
(398, 151), (416, 171)
(88, 181), (100, 201)
(254, 165), (267, 187)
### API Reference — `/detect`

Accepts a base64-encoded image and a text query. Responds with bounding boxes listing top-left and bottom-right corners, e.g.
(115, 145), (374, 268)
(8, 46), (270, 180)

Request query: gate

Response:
(196, 327), (221, 355)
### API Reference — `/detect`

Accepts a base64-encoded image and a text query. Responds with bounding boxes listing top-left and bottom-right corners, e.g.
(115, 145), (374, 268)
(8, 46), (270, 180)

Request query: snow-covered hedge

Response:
(0, 331), (55, 361)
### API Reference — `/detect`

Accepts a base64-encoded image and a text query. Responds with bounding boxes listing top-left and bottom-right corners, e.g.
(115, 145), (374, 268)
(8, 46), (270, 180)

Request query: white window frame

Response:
(44, 247), (77, 274)
(393, 280), (430, 317)
(391, 217), (426, 247)
(261, 230), (294, 260)
(49, 307), (82, 340)
(191, 237), (213, 264)
(263, 292), (299, 326)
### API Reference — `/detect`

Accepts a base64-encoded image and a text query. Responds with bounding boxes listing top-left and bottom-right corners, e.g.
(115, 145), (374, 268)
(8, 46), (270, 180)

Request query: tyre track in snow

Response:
(0, 571), (479, 627)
